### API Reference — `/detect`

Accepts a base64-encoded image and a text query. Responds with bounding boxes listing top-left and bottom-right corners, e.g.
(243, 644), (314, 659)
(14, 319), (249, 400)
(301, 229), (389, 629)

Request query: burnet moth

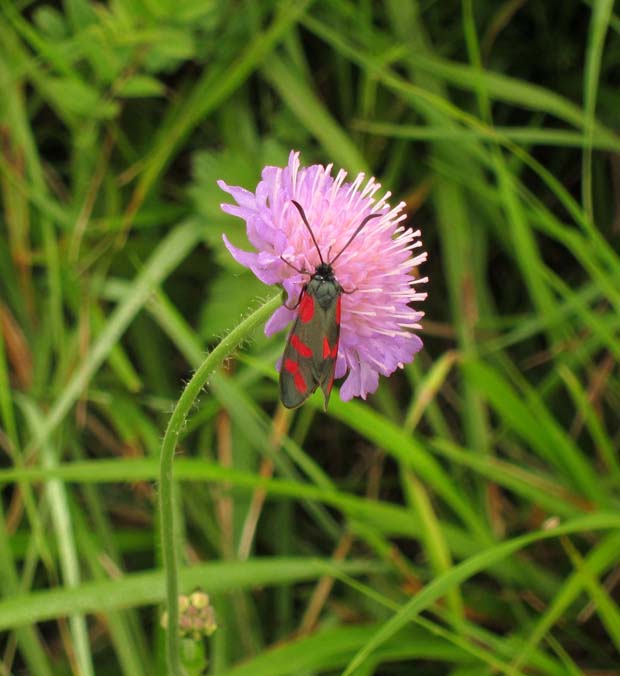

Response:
(279, 200), (381, 409)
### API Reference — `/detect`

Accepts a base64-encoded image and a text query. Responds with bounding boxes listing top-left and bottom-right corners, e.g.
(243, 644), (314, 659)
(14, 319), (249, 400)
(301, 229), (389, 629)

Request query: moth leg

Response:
(283, 286), (305, 311)
(342, 285), (357, 295)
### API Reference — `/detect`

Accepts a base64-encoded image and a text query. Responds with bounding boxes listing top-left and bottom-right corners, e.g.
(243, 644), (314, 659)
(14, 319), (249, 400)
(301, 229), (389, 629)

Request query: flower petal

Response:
(265, 305), (295, 336)
(359, 362), (380, 399)
(339, 365), (360, 401)
(222, 235), (282, 284)
(217, 180), (257, 209)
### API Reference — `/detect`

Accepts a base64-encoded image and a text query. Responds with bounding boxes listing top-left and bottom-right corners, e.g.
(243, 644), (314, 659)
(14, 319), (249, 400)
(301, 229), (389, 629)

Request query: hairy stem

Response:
(159, 294), (281, 675)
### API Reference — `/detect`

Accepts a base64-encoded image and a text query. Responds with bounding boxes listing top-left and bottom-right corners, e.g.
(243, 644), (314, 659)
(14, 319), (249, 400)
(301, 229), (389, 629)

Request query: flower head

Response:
(219, 151), (427, 401)
(161, 591), (217, 640)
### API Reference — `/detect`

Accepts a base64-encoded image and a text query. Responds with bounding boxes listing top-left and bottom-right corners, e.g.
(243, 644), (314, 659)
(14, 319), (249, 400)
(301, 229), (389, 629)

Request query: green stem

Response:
(159, 293), (281, 675)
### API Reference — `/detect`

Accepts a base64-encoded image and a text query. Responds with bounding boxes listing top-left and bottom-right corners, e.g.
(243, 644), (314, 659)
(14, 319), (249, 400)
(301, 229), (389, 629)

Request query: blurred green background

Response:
(1, 1), (620, 675)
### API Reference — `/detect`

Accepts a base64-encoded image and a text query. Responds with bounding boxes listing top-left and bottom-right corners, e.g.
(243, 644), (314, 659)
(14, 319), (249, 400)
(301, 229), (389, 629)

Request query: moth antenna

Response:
(291, 200), (325, 265)
(330, 212), (383, 265)
(280, 255), (306, 275)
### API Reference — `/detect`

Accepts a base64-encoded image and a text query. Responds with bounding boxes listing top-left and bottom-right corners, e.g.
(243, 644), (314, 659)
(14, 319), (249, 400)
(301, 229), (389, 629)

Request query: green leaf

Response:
(342, 514), (620, 675)
(0, 558), (382, 630)
(45, 76), (118, 118)
(116, 75), (165, 98)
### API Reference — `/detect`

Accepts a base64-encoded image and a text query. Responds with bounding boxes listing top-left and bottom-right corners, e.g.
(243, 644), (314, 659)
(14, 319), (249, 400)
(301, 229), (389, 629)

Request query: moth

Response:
(279, 200), (380, 409)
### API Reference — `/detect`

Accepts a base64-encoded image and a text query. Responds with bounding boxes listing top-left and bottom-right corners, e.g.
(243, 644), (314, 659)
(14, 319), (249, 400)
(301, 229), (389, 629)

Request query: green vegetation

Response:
(1, 1), (619, 674)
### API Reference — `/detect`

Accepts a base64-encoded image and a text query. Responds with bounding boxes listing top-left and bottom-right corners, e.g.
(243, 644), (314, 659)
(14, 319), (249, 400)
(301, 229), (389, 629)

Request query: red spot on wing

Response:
(291, 334), (313, 358)
(336, 297), (341, 324)
(294, 371), (308, 394)
(283, 357), (308, 394)
(322, 337), (339, 360)
(322, 337), (331, 359)
(327, 376), (334, 394)
(299, 293), (315, 323)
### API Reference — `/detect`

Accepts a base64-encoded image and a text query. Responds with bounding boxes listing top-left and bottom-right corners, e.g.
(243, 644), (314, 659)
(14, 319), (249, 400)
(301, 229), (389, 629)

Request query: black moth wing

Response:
(279, 289), (341, 410)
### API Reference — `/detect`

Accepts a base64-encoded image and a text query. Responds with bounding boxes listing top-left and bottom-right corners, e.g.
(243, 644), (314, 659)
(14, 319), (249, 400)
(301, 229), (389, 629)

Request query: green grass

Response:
(1, 1), (619, 675)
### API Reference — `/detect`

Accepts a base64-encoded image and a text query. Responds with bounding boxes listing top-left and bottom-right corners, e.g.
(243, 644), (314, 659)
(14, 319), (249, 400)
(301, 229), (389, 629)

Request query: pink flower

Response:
(218, 151), (427, 401)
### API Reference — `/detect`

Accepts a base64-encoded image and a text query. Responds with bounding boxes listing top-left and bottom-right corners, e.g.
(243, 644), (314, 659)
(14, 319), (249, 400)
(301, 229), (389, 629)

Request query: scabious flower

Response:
(218, 151), (427, 401)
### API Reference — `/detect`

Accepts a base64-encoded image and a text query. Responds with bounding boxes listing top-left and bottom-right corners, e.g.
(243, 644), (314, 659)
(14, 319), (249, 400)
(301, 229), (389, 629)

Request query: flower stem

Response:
(159, 294), (281, 675)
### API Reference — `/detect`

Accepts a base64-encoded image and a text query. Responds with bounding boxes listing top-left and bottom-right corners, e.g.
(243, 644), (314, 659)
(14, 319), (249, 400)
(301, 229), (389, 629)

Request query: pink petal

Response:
(220, 203), (254, 221)
(359, 362), (380, 398)
(265, 305), (295, 336)
(339, 366), (360, 401)
(222, 235), (281, 284)
(334, 354), (347, 379)
(217, 180), (257, 209)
